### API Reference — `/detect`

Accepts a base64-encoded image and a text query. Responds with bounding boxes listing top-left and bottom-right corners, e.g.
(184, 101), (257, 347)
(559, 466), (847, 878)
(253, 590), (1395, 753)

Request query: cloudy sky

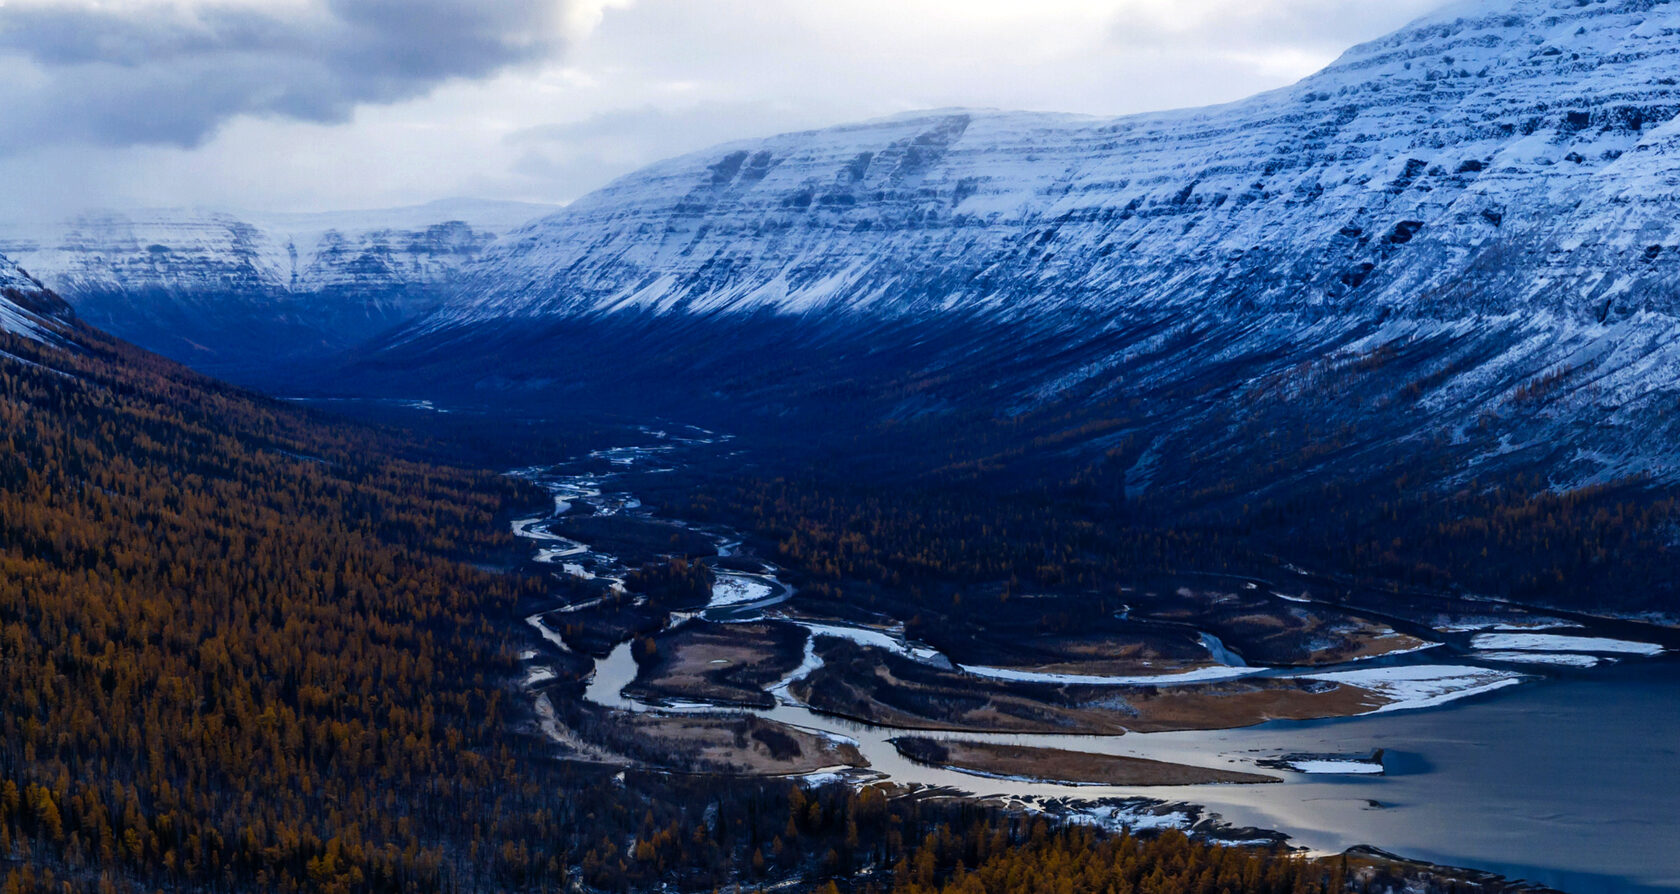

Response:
(0, 0), (1448, 216)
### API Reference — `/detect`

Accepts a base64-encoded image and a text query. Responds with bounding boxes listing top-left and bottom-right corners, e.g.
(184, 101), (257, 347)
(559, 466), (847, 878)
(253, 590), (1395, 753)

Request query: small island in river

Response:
(890, 736), (1278, 786)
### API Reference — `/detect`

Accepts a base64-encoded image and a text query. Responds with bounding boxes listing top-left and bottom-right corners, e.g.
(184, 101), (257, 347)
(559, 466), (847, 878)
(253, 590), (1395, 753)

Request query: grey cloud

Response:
(0, 0), (572, 150)
(506, 102), (840, 200)
(1109, 0), (1444, 58)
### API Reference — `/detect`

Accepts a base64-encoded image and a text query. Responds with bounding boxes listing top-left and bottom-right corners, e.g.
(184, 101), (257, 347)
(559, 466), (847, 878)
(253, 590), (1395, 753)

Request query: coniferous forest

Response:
(0, 319), (1571, 894)
(10, 1), (1680, 890)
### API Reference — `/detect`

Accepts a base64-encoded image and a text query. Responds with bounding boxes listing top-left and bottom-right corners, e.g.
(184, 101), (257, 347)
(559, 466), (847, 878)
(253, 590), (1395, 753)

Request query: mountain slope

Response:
(425, 0), (1680, 323)
(0, 253), (76, 344)
(360, 0), (1680, 494)
(0, 199), (554, 381)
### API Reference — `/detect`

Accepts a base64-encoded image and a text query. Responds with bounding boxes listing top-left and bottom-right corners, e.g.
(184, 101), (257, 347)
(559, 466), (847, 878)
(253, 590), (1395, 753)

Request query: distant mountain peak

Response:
(0, 201), (557, 379)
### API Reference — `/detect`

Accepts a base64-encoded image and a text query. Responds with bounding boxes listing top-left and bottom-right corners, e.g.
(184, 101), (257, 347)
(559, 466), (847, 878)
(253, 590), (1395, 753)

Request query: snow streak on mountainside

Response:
(367, 0), (1680, 488)
(0, 254), (37, 296)
(0, 253), (76, 344)
(0, 199), (554, 378)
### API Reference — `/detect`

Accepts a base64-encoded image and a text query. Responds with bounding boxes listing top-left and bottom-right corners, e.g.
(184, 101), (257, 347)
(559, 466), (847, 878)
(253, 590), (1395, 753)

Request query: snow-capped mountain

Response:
(0, 199), (554, 378)
(424, 0), (1680, 325)
(360, 0), (1680, 490)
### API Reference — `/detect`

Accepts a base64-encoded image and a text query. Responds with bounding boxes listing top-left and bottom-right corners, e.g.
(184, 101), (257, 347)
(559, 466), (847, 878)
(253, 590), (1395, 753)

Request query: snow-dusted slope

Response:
(0, 199), (553, 301)
(0, 254), (37, 296)
(0, 253), (75, 344)
(430, 0), (1680, 326)
(0, 199), (554, 377)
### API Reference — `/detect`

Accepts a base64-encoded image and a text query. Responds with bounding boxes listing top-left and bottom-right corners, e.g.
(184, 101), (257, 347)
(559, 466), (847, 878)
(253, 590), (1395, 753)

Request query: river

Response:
(517, 438), (1680, 894)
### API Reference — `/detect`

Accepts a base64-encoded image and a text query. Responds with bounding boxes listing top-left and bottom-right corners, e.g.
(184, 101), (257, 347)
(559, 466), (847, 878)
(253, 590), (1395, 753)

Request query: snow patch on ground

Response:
(792, 621), (948, 667)
(1432, 616), (1583, 633)
(524, 667), (558, 687)
(959, 663), (1268, 687)
(1304, 665), (1527, 713)
(1474, 651), (1602, 668)
(1283, 759), (1384, 775)
(800, 622), (908, 654)
(1469, 633), (1663, 655)
(1061, 802), (1197, 834)
(708, 573), (776, 607)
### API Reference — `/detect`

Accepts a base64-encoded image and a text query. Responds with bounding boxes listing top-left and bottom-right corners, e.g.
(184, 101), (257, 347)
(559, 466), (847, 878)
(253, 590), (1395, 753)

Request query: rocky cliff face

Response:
(0, 199), (552, 379)
(362, 0), (1680, 491)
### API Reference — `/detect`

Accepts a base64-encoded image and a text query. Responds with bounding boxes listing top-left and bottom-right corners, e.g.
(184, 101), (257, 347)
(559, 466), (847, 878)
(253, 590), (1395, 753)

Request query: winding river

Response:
(514, 436), (1680, 894)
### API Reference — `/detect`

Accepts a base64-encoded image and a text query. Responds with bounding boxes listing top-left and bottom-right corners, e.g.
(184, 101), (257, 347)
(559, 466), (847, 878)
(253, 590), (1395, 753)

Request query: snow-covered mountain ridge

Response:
(0, 199), (554, 378)
(0, 200), (552, 299)
(425, 0), (1680, 326)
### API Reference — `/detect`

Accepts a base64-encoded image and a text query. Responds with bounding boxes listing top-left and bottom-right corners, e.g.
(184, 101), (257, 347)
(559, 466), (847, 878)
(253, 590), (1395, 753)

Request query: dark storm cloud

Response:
(0, 0), (571, 150)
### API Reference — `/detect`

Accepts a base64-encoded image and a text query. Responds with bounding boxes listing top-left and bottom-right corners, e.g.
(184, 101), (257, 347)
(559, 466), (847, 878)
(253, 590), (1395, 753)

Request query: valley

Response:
(487, 422), (1679, 894)
(5, 0), (1680, 890)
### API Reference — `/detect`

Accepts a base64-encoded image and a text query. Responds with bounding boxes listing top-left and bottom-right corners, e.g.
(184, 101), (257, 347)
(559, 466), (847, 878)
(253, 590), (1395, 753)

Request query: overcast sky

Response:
(0, 0), (1448, 217)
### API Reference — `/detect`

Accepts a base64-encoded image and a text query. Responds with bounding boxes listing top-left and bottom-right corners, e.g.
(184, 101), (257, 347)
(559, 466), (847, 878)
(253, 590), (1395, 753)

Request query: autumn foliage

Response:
(0, 327), (555, 891)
